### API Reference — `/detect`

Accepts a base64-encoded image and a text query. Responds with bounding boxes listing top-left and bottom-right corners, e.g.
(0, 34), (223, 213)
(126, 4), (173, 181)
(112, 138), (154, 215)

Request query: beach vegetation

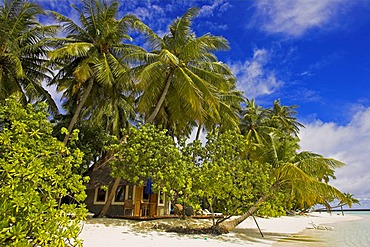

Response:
(48, 0), (151, 145)
(109, 124), (270, 227)
(0, 96), (87, 246)
(0, 0), (59, 115)
(0, 0), (358, 238)
(131, 7), (240, 137)
(110, 124), (194, 210)
(218, 126), (351, 231)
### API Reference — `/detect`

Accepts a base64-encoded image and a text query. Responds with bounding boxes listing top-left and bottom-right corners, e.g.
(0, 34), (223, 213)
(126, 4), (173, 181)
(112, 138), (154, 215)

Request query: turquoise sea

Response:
(274, 211), (370, 246)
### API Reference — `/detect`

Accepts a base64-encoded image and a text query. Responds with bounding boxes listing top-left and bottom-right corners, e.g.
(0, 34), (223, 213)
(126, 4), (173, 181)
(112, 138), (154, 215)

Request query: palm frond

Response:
(183, 67), (219, 109)
(158, 49), (179, 66)
(49, 42), (94, 60)
(171, 7), (199, 46)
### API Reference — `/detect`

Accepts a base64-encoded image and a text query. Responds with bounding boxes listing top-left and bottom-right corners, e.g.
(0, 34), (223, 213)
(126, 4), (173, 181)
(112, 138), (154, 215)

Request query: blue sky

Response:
(36, 0), (370, 208)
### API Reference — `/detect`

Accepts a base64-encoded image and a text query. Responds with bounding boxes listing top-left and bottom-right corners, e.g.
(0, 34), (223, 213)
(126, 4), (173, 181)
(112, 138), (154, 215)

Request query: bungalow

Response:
(84, 165), (171, 218)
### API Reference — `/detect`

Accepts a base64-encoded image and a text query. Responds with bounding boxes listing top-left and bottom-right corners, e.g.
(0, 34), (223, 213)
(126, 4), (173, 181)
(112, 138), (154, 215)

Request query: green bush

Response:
(0, 96), (87, 246)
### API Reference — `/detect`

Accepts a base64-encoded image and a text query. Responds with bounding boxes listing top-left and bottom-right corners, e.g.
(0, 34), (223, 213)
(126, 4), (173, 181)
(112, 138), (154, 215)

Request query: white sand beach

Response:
(79, 212), (361, 247)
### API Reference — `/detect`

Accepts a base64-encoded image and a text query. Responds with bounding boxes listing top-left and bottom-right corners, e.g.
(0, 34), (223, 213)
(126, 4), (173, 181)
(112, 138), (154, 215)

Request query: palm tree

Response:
(240, 99), (274, 144)
(0, 0), (58, 114)
(218, 133), (349, 231)
(83, 87), (136, 138)
(48, 0), (147, 144)
(196, 88), (244, 140)
(269, 99), (304, 137)
(130, 7), (235, 137)
(48, 0), (155, 217)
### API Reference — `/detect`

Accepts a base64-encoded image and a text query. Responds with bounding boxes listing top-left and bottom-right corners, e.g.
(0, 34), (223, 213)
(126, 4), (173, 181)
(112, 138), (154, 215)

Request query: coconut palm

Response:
(240, 99), (274, 144)
(218, 133), (349, 231)
(0, 0), (58, 114)
(196, 88), (244, 140)
(83, 83), (136, 138)
(48, 0), (148, 144)
(129, 7), (235, 137)
(269, 99), (304, 137)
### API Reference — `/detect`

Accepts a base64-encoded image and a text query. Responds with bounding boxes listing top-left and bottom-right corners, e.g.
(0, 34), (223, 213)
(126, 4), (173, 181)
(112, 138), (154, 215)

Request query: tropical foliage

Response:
(0, 96), (87, 246)
(189, 130), (271, 225)
(110, 125), (271, 226)
(0, 0), (358, 237)
(111, 124), (193, 200)
(0, 0), (58, 114)
(131, 7), (241, 136)
(48, 0), (148, 143)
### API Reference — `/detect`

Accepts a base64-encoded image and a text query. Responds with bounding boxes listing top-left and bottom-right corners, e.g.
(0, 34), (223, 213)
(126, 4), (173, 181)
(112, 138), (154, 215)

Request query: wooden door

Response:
(134, 186), (142, 216)
(149, 193), (158, 216)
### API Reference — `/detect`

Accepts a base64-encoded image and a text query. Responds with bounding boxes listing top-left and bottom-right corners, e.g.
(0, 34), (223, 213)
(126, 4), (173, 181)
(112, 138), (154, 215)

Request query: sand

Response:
(79, 212), (361, 247)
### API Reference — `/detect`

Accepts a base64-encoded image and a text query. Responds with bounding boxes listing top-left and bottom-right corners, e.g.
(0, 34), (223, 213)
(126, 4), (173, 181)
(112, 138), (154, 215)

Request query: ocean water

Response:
(274, 211), (370, 247)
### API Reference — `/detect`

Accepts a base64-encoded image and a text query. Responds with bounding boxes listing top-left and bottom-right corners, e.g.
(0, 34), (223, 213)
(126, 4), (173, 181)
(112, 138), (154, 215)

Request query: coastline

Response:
(79, 212), (362, 246)
(273, 211), (370, 246)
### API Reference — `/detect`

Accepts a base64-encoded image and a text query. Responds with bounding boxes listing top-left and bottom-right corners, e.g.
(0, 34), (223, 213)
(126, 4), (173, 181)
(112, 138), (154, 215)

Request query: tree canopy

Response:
(0, 96), (87, 246)
(0, 0), (58, 114)
(0, 0), (358, 236)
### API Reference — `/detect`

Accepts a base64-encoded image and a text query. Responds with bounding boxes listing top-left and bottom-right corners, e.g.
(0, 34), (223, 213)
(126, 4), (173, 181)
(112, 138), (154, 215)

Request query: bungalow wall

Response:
(85, 180), (170, 217)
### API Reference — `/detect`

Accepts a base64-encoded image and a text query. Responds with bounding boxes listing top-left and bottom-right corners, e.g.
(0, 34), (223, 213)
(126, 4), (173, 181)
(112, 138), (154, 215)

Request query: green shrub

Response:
(0, 96), (87, 246)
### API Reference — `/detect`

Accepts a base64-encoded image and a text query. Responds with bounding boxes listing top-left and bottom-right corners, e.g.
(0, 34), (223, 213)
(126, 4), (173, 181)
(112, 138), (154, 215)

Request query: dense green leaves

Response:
(48, 0), (146, 143)
(135, 7), (241, 137)
(191, 130), (271, 221)
(0, 0), (356, 236)
(111, 124), (192, 196)
(0, 0), (58, 114)
(219, 101), (354, 231)
(110, 125), (271, 225)
(0, 96), (87, 246)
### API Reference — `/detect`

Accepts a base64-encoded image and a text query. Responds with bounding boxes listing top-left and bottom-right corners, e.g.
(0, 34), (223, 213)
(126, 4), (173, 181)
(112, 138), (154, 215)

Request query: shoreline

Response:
(274, 212), (369, 246)
(79, 212), (362, 246)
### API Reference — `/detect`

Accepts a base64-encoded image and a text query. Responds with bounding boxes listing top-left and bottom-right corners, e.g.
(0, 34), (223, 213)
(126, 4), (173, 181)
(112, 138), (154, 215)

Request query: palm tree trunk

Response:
(218, 193), (270, 231)
(195, 124), (202, 140)
(63, 79), (94, 145)
(91, 150), (115, 171)
(208, 197), (216, 226)
(94, 135), (128, 218)
(219, 183), (279, 231)
(146, 71), (172, 124)
(97, 177), (121, 218)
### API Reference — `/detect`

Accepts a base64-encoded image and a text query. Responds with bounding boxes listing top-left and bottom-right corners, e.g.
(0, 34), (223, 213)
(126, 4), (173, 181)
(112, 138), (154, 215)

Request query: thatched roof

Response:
(85, 164), (134, 190)
(85, 165), (114, 190)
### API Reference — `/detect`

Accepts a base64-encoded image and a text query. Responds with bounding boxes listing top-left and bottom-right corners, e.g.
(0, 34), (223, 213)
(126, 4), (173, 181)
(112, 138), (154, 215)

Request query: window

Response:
(114, 185), (125, 203)
(143, 186), (150, 201)
(94, 187), (107, 204)
(127, 185), (134, 200)
(158, 190), (165, 206)
(94, 184), (134, 205)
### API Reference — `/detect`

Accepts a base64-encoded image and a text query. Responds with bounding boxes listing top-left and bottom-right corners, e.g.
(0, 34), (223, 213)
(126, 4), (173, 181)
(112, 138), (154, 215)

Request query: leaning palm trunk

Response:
(146, 71), (173, 124)
(218, 193), (270, 231)
(97, 136), (128, 217)
(219, 183), (279, 231)
(63, 79), (94, 145)
(195, 124), (202, 140)
(97, 177), (121, 218)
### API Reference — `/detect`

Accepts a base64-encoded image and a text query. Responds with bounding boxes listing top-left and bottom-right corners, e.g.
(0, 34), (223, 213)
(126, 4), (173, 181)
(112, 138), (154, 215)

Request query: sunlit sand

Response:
(79, 212), (361, 246)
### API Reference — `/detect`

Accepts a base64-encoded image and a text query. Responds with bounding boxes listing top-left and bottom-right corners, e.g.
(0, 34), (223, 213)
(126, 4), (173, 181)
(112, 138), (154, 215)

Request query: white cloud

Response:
(230, 49), (284, 99)
(299, 106), (370, 206)
(128, 3), (173, 39)
(198, 0), (231, 18)
(297, 89), (321, 102)
(254, 0), (345, 37)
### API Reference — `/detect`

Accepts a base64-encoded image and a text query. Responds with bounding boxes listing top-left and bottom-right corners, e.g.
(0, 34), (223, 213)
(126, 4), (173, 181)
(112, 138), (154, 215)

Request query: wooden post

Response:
(97, 177), (121, 218)
(134, 186), (143, 216)
(252, 215), (264, 238)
